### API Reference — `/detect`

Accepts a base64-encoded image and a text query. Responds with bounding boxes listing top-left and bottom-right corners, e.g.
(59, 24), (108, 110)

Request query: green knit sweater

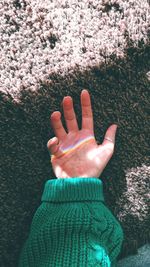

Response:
(18, 177), (124, 267)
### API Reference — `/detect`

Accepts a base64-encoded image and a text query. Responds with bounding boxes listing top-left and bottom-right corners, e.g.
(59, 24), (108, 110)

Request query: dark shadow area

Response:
(0, 38), (149, 266)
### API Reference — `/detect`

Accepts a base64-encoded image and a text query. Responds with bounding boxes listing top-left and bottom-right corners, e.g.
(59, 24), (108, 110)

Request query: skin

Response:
(47, 89), (118, 179)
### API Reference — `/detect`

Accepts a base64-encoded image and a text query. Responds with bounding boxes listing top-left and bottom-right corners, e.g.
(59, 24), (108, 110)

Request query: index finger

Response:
(81, 89), (94, 133)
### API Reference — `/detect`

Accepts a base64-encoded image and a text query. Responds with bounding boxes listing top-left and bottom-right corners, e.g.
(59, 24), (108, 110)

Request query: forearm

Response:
(18, 178), (124, 267)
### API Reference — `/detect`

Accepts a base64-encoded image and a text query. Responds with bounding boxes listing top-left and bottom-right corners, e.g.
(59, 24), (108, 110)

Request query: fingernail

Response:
(83, 89), (88, 93)
(52, 137), (57, 142)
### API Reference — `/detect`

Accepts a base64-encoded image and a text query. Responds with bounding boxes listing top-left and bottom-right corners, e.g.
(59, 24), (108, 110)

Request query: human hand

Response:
(47, 89), (118, 179)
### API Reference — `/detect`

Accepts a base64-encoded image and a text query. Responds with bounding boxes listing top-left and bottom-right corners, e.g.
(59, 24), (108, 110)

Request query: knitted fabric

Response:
(18, 178), (124, 267)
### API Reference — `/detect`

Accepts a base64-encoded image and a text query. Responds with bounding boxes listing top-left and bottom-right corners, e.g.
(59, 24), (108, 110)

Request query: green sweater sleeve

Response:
(18, 177), (124, 267)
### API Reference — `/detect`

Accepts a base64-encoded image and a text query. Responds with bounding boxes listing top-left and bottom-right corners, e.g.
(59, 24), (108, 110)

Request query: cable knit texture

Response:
(18, 178), (124, 267)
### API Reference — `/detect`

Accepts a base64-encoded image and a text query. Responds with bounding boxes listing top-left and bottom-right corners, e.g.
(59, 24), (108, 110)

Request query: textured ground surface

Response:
(117, 244), (150, 267)
(0, 0), (150, 266)
(0, 0), (150, 101)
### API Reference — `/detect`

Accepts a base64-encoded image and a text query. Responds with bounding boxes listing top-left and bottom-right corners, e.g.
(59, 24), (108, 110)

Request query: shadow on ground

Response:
(0, 40), (150, 266)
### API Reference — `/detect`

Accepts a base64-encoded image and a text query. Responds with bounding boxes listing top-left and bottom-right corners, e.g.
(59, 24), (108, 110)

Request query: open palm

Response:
(47, 89), (118, 179)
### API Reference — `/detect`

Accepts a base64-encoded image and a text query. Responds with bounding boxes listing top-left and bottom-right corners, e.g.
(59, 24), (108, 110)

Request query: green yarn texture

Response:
(18, 178), (124, 267)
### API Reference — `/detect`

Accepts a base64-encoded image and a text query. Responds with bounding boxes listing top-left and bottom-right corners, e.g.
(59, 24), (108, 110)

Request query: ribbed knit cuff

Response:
(41, 177), (104, 203)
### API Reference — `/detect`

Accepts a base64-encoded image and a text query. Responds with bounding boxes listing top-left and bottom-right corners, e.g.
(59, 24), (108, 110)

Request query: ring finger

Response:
(63, 96), (79, 132)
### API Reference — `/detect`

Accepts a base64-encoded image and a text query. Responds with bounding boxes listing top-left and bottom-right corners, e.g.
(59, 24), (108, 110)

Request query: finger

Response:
(47, 137), (64, 159)
(47, 137), (59, 150)
(102, 124), (118, 149)
(50, 111), (67, 141)
(81, 89), (94, 134)
(63, 96), (79, 132)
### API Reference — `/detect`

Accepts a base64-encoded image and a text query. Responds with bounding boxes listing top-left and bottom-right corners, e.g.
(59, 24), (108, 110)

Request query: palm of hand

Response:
(47, 90), (118, 179)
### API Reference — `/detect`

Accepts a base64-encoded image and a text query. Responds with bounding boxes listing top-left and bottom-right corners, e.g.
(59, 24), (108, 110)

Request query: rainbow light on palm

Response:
(51, 135), (95, 161)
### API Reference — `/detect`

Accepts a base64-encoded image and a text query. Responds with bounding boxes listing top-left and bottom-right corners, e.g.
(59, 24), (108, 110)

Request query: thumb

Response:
(102, 124), (118, 148)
